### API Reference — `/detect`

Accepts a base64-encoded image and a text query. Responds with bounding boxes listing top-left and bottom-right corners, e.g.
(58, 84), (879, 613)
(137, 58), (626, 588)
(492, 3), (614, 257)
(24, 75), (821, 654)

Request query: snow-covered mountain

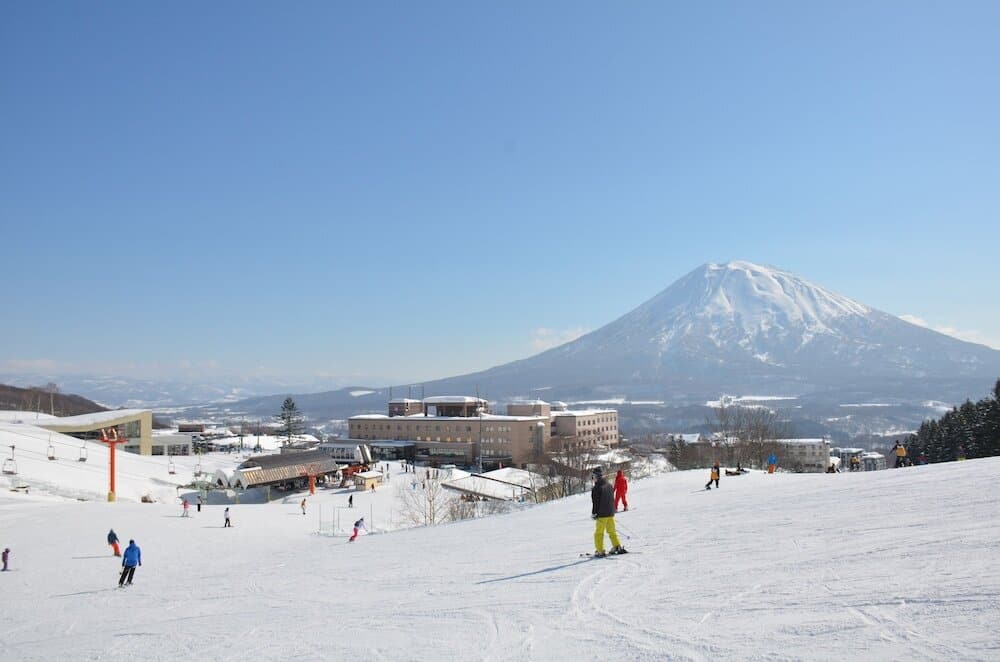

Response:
(421, 261), (1000, 401)
(50, 262), (1000, 437)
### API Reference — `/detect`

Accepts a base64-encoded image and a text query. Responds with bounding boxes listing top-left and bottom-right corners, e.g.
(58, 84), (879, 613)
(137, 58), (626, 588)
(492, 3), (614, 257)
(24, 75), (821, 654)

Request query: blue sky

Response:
(2, 1), (998, 386)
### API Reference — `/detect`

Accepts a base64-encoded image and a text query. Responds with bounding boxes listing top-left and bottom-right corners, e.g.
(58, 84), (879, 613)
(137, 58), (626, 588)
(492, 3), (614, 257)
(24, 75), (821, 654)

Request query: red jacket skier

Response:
(614, 470), (628, 511)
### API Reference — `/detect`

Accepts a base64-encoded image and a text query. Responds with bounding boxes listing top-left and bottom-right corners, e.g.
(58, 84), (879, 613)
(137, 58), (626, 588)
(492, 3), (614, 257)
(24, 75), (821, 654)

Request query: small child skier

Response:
(107, 528), (121, 556)
(349, 517), (366, 542)
(182, 498), (190, 517)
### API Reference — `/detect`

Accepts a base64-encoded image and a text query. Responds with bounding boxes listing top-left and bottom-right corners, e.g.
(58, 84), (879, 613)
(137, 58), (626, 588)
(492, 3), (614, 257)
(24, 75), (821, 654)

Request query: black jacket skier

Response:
(591, 472), (615, 518)
(590, 467), (625, 556)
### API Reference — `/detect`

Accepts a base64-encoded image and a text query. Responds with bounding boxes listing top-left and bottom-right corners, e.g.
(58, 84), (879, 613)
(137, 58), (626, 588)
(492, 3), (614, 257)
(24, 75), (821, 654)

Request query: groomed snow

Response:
(2, 457), (998, 660)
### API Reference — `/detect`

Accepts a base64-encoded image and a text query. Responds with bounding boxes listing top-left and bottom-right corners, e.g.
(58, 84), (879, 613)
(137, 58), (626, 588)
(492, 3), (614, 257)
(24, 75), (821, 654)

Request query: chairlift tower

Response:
(98, 428), (127, 502)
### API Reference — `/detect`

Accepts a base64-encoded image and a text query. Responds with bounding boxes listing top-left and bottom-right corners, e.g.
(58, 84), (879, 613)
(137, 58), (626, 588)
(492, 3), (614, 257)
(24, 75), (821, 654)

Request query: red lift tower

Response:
(300, 463), (320, 496)
(99, 427), (127, 502)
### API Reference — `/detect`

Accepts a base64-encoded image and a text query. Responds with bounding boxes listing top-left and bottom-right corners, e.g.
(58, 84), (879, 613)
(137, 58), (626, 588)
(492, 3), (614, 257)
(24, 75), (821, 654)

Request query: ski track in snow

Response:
(3, 460), (1000, 661)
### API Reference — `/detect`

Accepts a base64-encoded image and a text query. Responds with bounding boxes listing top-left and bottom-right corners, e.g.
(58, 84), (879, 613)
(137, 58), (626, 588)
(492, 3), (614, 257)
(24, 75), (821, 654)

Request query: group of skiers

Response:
(180, 495), (205, 517)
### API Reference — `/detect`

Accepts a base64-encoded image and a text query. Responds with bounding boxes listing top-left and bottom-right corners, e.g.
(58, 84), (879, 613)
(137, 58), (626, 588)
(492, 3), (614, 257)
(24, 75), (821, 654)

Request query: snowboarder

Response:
(107, 528), (121, 557)
(2, 547), (9, 571)
(224, 507), (231, 528)
(300, 498), (307, 515)
(182, 498), (190, 517)
(614, 469), (629, 511)
(767, 453), (778, 474)
(591, 467), (626, 557)
(118, 540), (141, 587)
(348, 494), (353, 508)
(349, 517), (366, 542)
(705, 463), (720, 490)
(197, 495), (203, 512)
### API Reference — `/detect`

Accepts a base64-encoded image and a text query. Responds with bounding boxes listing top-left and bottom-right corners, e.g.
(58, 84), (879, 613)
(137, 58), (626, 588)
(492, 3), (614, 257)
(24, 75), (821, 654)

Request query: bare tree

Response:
(395, 477), (456, 527)
(709, 404), (792, 469)
(44, 382), (59, 415)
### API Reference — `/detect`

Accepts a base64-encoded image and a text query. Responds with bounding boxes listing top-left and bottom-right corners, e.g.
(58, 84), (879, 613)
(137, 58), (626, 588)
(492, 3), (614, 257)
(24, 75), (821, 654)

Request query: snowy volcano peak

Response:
(620, 260), (871, 346)
(696, 261), (870, 329)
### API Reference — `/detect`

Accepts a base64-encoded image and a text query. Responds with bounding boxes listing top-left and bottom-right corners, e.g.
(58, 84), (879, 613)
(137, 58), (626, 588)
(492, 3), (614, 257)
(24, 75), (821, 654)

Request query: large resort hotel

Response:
(348, 396), (619, 468)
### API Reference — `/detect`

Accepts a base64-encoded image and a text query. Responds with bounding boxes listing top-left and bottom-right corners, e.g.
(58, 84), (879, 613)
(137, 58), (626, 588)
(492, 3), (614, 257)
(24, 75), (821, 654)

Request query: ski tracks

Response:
(564, 553), (710, 661)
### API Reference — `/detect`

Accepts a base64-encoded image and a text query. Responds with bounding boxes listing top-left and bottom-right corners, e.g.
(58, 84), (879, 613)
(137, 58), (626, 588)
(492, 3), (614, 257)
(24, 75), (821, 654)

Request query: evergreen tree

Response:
(908, 379), (1000, 463)
(275, 397), (305, 447)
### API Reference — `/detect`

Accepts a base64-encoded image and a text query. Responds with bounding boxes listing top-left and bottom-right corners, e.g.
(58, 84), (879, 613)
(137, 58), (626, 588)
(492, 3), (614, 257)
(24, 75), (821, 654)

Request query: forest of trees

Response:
(905, 379), (1000, 463)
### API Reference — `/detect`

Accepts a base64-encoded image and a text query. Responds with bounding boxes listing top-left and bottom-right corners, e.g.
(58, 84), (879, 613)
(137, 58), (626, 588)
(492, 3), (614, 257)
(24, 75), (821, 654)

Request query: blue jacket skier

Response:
(119, 540), (141, 587)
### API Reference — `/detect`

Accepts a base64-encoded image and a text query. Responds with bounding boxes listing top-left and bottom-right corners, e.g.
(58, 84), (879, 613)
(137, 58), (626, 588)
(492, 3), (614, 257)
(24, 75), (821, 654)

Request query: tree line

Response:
(905, 379), (1000, 463)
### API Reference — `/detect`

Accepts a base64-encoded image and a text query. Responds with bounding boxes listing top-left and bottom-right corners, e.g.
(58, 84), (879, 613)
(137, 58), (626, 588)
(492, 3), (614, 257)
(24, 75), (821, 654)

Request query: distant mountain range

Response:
(12, 262), (1000, 441)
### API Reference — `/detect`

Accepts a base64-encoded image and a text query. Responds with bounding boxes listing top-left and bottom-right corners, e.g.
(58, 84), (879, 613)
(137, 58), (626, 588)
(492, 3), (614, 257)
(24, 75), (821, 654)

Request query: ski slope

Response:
(2, 459), (999, 661)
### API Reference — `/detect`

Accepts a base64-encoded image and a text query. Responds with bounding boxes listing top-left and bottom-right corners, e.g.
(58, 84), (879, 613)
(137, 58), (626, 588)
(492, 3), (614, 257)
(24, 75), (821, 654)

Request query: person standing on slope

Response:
(614, 469), (629, 512)
(224, 507), (232, 528)
(767, 453), (778, 474)
(107, 529), (121, 557)
(349, 517), (366, 542)
(182, 498), (190, 517)
(892, 441), (907, 468)
(705, 463), (720, 490)
(118, 540), (141, 587)
(2, 547), (9, 571)
(591, 467), (626, 557)
(300, 498), (307, 516)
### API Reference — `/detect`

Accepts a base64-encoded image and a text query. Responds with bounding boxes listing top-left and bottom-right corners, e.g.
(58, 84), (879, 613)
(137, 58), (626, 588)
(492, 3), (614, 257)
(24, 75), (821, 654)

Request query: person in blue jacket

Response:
(119, 539), (141, 587)
(767, 453), (778, 474)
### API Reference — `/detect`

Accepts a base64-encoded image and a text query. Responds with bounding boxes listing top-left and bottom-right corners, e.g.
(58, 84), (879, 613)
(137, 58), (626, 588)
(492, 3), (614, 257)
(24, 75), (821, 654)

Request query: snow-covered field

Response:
(2, 453), (999, 661)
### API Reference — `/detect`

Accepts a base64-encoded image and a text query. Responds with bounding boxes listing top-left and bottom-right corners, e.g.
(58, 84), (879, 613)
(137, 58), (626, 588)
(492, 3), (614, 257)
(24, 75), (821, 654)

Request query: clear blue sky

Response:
(3, 1), (998, 385)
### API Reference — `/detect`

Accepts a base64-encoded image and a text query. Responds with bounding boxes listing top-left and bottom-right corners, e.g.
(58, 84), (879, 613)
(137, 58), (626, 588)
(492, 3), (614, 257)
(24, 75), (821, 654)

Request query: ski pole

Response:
(615, 520), (638, 540)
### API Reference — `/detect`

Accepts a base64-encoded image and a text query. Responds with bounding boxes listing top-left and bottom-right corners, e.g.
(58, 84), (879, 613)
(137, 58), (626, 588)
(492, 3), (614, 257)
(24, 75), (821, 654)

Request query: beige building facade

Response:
(348, 397), (618, 467)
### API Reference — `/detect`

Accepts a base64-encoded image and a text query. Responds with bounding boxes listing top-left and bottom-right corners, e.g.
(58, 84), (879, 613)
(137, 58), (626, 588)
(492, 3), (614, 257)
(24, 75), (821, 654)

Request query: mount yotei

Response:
(159, 262), (1000, 437)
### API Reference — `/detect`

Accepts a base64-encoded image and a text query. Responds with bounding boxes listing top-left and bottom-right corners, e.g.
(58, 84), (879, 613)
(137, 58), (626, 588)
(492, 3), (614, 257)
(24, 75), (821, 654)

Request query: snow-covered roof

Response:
(351, 413), (546, 422)
(0, 411), (57, 422)
(510, 399), (549, 405)
(388, 398), (421, 403)
(35, 409), (150, 428)
(777, 438), (829, 445)
(422, 396), (487, 404)
(441, 472), (541, 501)
(355, 470), (383, 479)
(551, 409), (617, 417)
(481, 467), (554, 490)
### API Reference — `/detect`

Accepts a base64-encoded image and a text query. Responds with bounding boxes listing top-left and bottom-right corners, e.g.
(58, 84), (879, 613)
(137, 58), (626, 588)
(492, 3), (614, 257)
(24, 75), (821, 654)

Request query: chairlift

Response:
(168, 458), (176, 475)
(2, 445), (16, 475)
(78, 442), (88, 462)
(47, 435), (56, 460)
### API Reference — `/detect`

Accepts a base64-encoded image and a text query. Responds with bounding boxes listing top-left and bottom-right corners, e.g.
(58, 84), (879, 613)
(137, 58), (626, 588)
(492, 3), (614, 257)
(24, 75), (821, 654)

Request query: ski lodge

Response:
(224, 450), (341, 490)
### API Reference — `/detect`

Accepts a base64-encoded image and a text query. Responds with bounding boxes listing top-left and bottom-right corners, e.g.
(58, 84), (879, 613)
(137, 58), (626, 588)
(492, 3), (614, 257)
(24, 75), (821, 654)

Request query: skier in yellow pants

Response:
(591, 467), (626, 557)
